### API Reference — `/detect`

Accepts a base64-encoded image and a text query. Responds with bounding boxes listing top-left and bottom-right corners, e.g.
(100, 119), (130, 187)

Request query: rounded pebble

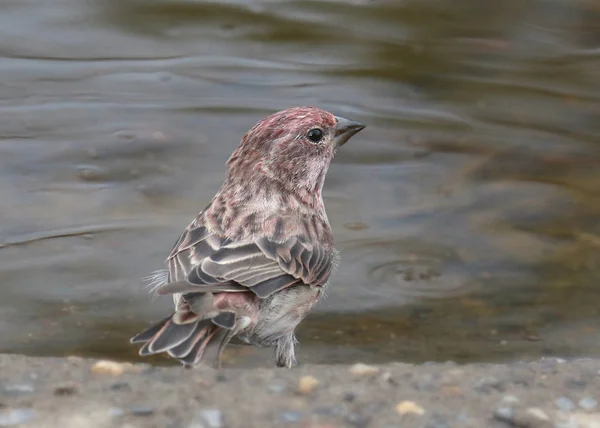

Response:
(280, 411), (303, 423)
(526, 408), (550, 421)
(502, 395), (520, 404)
(267, 379), (287, 393)
(0, 408), (35, 426)
(494, 407), (514, 423)
(556, 397), (576, 412)
(396, 401), (425, 416)
(91, 360), (132, 376)
(349, 363), (380, 376)
(108, 407), (125, 418)
(130, 405), (154, 416)
(474, 376), (504, 393)
(343, 391), (358, 402)
(297, 376), (319, 395)
(345, 412), (370, 427)
(579, 397), (598, 411)
(53, 384), (77, 396)
(4, 384), (34, 394)
(198, 409), (223, 428)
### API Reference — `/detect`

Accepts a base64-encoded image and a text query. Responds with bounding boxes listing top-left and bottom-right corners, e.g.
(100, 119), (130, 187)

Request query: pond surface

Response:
(1, 0), (599, 367)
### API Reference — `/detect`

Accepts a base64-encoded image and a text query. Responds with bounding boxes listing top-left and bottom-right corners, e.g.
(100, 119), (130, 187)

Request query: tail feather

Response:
(180, 327), (220, 365)
(130, 309), (238, 367)
(130, 315), (171, 343)
(145, 320), (197, 354)
(168, 322), (212, 359)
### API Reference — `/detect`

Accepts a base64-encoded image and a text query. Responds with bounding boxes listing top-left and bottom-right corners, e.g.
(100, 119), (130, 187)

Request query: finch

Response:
(130, 106), (365, 368)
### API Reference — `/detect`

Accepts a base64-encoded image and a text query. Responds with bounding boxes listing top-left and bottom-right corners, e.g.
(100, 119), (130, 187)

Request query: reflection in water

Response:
(0, 0), (599, 366)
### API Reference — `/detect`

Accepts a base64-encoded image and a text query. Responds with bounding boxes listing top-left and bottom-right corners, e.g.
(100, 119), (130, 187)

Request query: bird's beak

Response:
(333, 116), (365, 148)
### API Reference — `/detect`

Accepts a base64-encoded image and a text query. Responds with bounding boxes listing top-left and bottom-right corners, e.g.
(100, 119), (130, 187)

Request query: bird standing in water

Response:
(131, 106), (365, 368)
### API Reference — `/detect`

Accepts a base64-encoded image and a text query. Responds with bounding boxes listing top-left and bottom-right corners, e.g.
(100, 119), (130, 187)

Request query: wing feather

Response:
(157, 224), (333, 299)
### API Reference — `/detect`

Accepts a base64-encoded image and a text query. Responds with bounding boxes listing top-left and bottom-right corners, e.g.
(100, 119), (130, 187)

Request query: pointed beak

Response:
(333, 116), (365, 148)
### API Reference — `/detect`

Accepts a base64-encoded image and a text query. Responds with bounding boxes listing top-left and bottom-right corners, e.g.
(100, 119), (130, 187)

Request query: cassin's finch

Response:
(131, 106), (365, 368)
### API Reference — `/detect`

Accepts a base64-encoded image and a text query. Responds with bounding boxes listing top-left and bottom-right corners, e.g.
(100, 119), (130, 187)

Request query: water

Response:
(0, 0), (599, 367)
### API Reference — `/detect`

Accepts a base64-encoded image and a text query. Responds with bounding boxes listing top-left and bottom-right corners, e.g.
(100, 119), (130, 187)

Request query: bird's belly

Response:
(249, 284), (321, 345)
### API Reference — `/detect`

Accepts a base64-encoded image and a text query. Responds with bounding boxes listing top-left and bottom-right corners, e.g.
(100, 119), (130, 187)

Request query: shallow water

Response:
(0, 0), (599, 367)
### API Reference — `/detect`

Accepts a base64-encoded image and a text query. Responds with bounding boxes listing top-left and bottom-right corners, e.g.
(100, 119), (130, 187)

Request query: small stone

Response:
(108, 407), (125, 417)
(91, 360), (137, 376)
(54, 384), (77, 396)
(0, 408), (35, 426)
(280, 411), (302, 423)
(379, 371), (397, 385)
(267, 379), (287, 393)
(474, 376), (504, 393)
(493, 407), (514, 423)
(396, 401), (425, 416)
(3, 385), (34, 394)
(110, 382), (131, 391)
(565, 378), (587, 390)
(556, 397), (576, 412)
(526, 408), (550, 421)
(345, 412), (370, 427)
(502, 395), (520, 405)
(412, 374), (438, 392)
(313, 406), (343, 416)
(130, 405), (154, 416)
(343, 391), (357, 402)
(197, 409), (223, 428)
(349, 363), (379, 377)
(297, 376), (319, 395)
(579, 397), (598, 411)
(425, 414), (451, 428)
(567, 412), (600, 428)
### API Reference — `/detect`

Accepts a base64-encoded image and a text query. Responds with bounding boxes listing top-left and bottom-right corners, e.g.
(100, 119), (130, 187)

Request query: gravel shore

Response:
(1, 354), (600, 428)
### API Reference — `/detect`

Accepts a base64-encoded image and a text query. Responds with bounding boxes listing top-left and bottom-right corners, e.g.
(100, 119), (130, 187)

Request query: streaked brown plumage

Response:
(131, 106), (365, 368)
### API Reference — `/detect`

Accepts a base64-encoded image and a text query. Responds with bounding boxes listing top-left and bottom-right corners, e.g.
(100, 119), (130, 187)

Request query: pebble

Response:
(526, 408), (550, 421)
(130, 405), (154, 416)
(313, 405), (343, 416)
(345, 412), (370, 427)
(343, 391), (358, 402)
(110, 381), (131, 391)
(3, 384), (34, 394)
(297, 376), (319, 395)
(425, 414), (452, 428)
(53, 384), (78, 396)
(556, 397), (576, 412)
(0, 408), (35, 426)
(494, 407), (514, 423)
(502, 395), (521, 405)
(349, 363), (380, 377)
(108, 407), (125, 417)
(396, 401), (425, 416)
(579, 397), (599, 412)
(564, 377), (587, 390)
(91, 360), (137, 376)
(197, 409), (223, 428)
(267, 379), (287, 393)
(280, 411), (303, 423)
(412, 374), (438, 392)
(474, 376), (504, 393)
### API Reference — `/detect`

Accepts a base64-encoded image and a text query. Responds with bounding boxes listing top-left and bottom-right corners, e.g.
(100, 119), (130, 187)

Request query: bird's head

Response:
(226, 106), (365, 196)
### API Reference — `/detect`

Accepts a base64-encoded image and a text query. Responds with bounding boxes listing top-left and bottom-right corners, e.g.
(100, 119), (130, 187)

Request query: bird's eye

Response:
(306, 128), (324, 143)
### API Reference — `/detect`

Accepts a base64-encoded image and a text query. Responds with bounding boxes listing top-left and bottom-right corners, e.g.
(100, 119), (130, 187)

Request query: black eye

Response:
(306, 128), (324, 143)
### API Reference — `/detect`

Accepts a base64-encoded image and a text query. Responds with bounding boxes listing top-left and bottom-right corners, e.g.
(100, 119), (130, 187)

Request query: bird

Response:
(130, 106), (365, 369)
